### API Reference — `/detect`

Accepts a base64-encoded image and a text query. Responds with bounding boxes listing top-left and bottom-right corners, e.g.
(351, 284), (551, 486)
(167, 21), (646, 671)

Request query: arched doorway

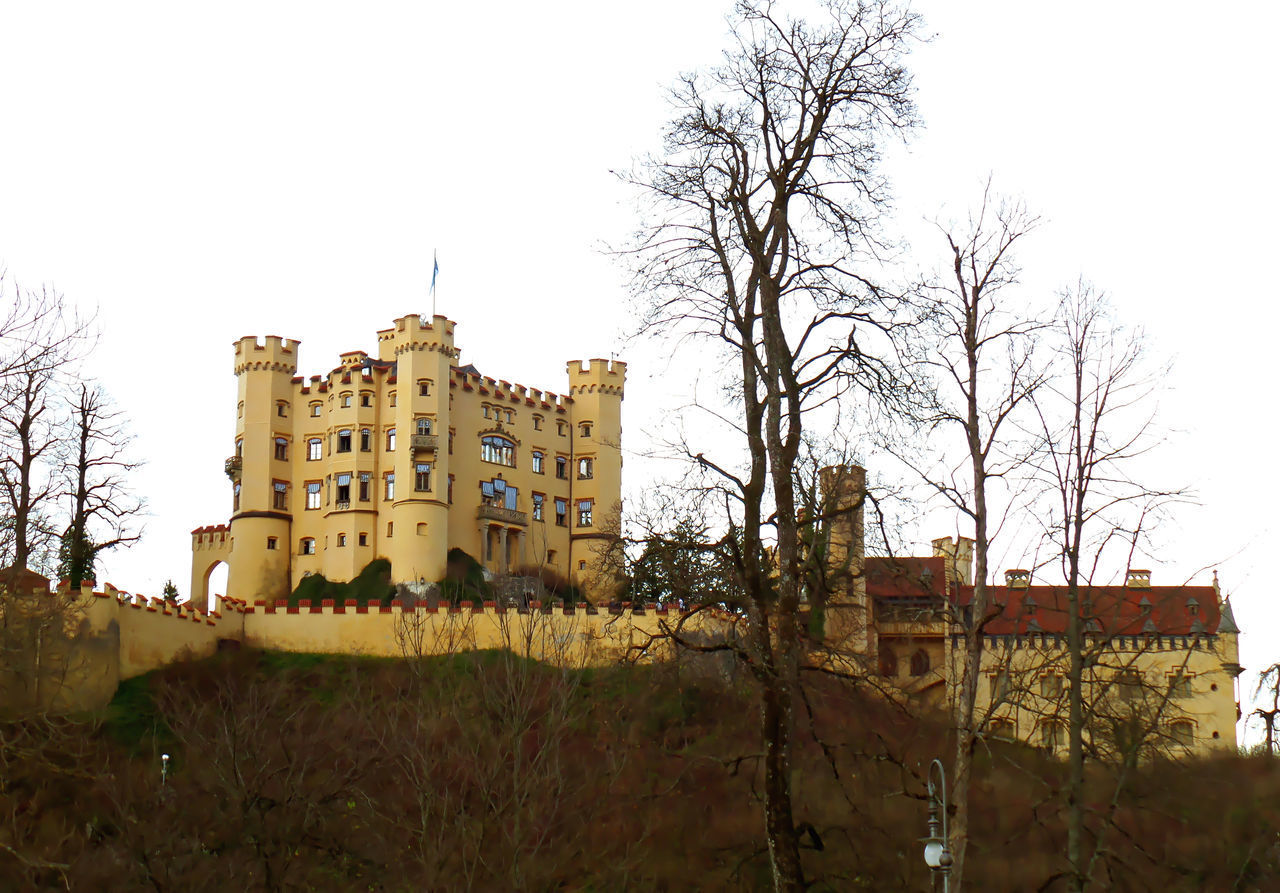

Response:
(201, 561), (229, 614)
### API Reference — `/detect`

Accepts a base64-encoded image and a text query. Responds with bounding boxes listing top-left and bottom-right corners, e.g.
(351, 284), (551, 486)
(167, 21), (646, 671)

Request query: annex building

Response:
(190, 314), (624, 606)
(820, 468), (1242, 755)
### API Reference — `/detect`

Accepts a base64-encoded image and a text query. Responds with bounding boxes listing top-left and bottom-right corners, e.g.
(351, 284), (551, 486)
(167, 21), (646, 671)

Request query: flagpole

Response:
(430, 249), (438, 319)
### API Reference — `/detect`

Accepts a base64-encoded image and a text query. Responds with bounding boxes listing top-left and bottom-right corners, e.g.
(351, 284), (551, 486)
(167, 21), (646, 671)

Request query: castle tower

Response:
(818, 464), (867, 652)
(228, 336), (299, 601)
(379, 314), (458, 586)
(565, 359), (626, 594)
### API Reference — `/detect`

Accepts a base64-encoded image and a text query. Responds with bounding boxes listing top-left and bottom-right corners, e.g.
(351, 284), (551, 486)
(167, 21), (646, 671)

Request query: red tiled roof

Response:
(865, 556), (949, 599)
(950, 584), (1220, 636)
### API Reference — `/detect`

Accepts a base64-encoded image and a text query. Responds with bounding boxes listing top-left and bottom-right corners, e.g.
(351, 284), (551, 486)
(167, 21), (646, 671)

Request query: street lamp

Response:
(922, 758), (952, 892)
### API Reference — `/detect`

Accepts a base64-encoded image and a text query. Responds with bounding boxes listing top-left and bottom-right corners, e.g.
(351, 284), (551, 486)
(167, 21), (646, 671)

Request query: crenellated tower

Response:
(228, 335), (299, 601)
(566, 358), (626, 593)
(379, 314), (458, 586)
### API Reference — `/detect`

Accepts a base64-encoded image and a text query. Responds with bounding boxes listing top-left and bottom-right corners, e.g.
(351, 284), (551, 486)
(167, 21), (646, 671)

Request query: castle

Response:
(188, 314), (625, 607)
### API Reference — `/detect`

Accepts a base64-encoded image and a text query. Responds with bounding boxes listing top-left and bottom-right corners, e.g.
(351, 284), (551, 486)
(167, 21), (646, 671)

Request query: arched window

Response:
(577, 457), (594, 479)
(417, 417), (433, 435)
(386, 428), (396, 451)
(480, 435), (515, 467)
(308, 438), (322, 461)
(360, 428), (371, 451)
(909, 648), (930, 676)
(878, 644), (897, 677)
(532, 451), (544, 474)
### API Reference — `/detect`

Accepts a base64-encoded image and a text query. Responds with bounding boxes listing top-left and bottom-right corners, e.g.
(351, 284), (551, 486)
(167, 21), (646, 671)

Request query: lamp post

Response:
(922, 758), (952, 892)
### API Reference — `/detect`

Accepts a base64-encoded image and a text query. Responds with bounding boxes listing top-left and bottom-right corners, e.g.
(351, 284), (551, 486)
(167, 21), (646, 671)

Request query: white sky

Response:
(2, 1), (1276, 741)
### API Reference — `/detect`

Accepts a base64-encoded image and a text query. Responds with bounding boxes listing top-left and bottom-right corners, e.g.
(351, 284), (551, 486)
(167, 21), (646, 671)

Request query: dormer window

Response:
(1186, 597), (1200, 616)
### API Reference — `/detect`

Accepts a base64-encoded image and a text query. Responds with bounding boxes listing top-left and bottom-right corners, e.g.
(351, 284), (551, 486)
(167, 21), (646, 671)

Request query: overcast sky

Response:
(2, 1), (1276, 741)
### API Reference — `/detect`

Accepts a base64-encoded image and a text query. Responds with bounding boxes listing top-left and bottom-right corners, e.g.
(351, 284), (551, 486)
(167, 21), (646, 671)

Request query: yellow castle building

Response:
(190, 314), (625, 606)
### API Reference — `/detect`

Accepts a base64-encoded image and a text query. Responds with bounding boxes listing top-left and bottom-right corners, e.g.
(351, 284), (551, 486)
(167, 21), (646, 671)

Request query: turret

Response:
(818, 464), (867, 652)
(227, 336), (299, 601)
(565, 359), (626, 594)
(382, 314), (458, 585)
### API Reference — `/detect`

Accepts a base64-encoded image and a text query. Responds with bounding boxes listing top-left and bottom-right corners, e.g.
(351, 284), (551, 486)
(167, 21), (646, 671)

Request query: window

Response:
(1170, 720), (1194, 747)
(533, 415), (543, 431)
(482, 405), (490, 419)
(358, 532), (368, 546)
(1040, 721), (1064, 749)
(481, 435), (516, 467)
(447, 474), (454, 504)
(237, 401), (244, 419)
(578, 457), (594, 479)
(505, 410), (513, 424)
(360, 392), (372, 407)
(557, 421), (566, 436)
(387, 428), (396, 451)
(272, 481), (288, 510)
(385, 472), (395, 500)
(415, 462), (431, 492)
(341, 393), (352, 408)
(1118, 670), (1143, 701)
(1040, 674), (1064, 698)
(387, 522), (393, 537)
(449, 430), (454, 454)
(277, 401), (288, 418)
(577, 499), (593, 527)
(417, 417), (433, 435)
(532, 451), (545, 474)
(579, 560), (587, 571)
(235, 439), (243, 457)
(579, 422), (591, 438)
(989, 671), (1010, 700)
(306, 481), (321, 510)
(308, 438), (322, 461)
(274, 438), (288, 461)
(909, 649), (930, 676)
(360, 428), (371, 451)
(359, 472), (370, 502)
(336, 473), (351, 506)
(337, 533), (347, 547)
(989, 718), (1016, 740)
(547, 549), (557, 565)
(418, 380), (431, 396)
(555, 456), (567, 479)
(532, 492), (544, 521)
(310, 402), (321, 417)
(337, 429), (352, 452)
(878, 645), (897, 677)
(267, 536), (278, 550)
(554, 498), (567, 527)
(1169, 673), (1193, 698)
(417, 523), (428, 536)
(388, 391), (397, 407)
(233, 482), (241, 511)
(299, 538), (315, 555)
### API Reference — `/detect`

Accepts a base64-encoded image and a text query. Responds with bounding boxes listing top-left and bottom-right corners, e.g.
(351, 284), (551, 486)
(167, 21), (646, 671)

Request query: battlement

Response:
(234, 335), (299, 375)
(567, 358), (627, 396)
(247, 598), (675, 616)
(376, 313), (458, 359)
(453, 367), (574, 412)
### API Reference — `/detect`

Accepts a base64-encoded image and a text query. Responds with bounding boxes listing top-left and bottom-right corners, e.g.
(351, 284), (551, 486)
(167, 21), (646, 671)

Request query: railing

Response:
(224, 456), (243, 481)
(411, 434), (438, 451)
(476, 505), (528, 526)
(335, 500), (351, 511)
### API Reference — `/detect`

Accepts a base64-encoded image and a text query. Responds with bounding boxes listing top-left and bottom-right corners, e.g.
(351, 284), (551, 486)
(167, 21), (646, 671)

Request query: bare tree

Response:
(59, 384), (143, 587)
(890, 187), (1044, 889)
(1031, 283), (1183, 891)
(623, 2), (919, 886)
(1253, 663), (1280, 756)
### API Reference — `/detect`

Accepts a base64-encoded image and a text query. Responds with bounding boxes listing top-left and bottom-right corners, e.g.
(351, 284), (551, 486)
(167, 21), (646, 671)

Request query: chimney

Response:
(1004, 569), (1030, 589)
(1125, 569), (1151, 588)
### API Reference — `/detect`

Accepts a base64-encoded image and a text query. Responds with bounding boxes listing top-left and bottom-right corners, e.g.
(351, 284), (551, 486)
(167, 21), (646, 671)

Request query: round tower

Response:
(384, 314), (458, 587)
(228, 335), (298, 602)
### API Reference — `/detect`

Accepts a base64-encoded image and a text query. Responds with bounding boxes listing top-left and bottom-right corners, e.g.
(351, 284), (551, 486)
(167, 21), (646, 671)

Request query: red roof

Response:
(950, 584), (1220, 636)
(865, 556), (949, 599)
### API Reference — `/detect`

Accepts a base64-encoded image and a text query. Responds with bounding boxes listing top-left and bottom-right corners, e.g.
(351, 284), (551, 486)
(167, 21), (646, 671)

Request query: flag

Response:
(430, 251), (439, 298)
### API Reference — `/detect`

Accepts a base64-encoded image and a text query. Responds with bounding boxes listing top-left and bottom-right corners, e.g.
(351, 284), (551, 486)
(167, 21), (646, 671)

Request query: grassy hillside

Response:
(1, 649), (1277, 890)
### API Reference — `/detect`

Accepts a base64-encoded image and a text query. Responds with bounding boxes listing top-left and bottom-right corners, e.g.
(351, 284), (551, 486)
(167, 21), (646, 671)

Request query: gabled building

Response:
(190, 314), (624, 605)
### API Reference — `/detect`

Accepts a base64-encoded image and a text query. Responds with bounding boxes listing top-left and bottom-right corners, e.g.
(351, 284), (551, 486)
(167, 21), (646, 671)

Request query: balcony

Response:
(224, 456), (243, 481)
(335, 500), (351, 511)
(410, 434), (438, 452)
(477, 504), (528, 526)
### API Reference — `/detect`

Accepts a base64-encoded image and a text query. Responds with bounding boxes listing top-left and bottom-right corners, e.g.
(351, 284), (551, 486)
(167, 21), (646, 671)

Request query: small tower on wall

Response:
(228, 335), (299, 602)
(818, 464), (867, 653)
(565, 358), (626, 598)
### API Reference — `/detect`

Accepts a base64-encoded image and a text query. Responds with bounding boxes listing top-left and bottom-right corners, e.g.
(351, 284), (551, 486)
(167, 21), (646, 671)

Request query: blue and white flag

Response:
(430, 251), (439, 298)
